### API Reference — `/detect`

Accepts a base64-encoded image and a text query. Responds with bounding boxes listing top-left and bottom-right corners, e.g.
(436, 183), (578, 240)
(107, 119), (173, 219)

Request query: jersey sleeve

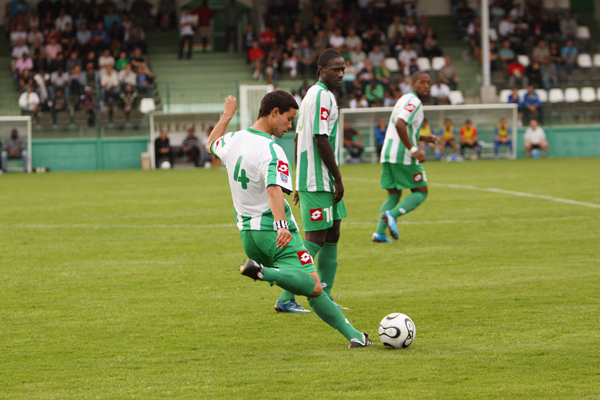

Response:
(312, 89), (332, 136)
(261, 142), (293, 194)
(210, 133), (229, 161)
(396, 97), (421, 124)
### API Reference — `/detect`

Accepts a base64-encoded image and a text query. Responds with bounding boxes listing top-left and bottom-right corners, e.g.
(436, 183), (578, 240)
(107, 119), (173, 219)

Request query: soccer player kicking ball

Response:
(276, 49), (348, 313)
(205, 92), (373, 348)
(373, 71), (438, 243)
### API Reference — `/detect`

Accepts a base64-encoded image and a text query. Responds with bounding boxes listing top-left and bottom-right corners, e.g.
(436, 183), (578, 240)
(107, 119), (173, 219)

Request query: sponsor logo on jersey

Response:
(413, 173), (423, 182)
(405, 104), (416, 113)
(277, 160), (289, 176)
(279, 173), (288, 183)
(297, 251), (313, 265)
(310, 208), (323, 221)
(320, 108), (329, 120)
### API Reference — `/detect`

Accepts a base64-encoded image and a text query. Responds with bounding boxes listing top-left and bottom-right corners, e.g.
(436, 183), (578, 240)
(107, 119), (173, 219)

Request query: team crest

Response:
(277, 160), (289, 176)
(297, 251), (313, 265)
(413, 173), (423, 182)
(310, 208), (323, 221)
(320, 108), (329, 120)
(405, 104), (416, 113)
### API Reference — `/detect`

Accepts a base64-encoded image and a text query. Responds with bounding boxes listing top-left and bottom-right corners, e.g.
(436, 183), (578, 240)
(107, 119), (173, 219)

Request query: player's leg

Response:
(460, 140), (466, 156)
(450, 137), (458, 154)
(390, 185), (428, 219)
(494, 139), (500, 157)
(524, 140), (532, 157)
(374, 163), (401, 242)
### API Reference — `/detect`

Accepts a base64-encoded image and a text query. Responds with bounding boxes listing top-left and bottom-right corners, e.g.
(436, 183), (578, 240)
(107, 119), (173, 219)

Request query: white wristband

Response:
(409, 146), (418, 154)
(275, 220), (289, 230)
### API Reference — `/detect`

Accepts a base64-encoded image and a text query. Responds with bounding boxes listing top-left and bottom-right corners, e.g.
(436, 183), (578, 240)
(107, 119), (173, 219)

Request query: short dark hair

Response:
(317, 48), (343, 76)
(257, 90), (299, 119)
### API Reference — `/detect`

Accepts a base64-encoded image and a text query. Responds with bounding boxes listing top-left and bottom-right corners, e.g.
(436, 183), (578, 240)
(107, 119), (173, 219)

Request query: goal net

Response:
(0, 116), (32, 173)
(340, 104), (518, 163)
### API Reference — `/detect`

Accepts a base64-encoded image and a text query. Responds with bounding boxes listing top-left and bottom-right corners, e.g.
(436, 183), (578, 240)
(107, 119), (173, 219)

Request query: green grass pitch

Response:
(1, 158), (599, 399)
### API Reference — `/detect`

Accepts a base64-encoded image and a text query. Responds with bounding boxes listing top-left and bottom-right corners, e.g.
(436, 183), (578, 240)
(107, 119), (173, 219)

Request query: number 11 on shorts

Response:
(323, 206), (333, 223)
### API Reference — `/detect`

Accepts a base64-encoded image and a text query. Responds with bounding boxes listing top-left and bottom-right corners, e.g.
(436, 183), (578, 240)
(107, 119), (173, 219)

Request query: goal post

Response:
(239, 84), (274, 129)
(339, 103), (519, 163)
(0, 116), (32, 173)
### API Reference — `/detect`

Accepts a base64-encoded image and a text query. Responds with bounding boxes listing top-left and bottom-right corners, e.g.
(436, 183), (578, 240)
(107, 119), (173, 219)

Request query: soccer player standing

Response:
(373, 71), (438, 242)
(275, 49), (348, 313)
(205, 91), (373, 348)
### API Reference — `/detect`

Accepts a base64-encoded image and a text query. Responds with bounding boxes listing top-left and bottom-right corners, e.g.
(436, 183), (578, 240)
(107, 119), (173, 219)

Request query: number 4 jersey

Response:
(211, 127), (299, 232)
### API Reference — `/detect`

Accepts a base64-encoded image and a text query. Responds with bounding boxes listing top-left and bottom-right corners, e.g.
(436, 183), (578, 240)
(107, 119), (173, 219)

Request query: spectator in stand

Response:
(181, 127), (200, 167)
(398, 42), (417, 76)
(26, 25), (43, 47)
(439, 118), (458, 158)
(98, 48), (115, 72)
(532, 40), (549, 64)
(541, 57), (558, 91)
(346, 28), (362, 51)
(12, 38), (30, 61)
(135, 65), (155, 97)
(365, 78), (384, 106)
(118, 62), (136, 88)
(525, 61), (542, 88)
(459, 119), (480, 159)
(498, 39), (515, 66)
(509, 3), (524, 20)
(497, 15), (515, 41)
(51, 88), (69, 123)
(387, 16), (405, 50)
(15, 52), (33, 79)
(374, 117), (387, 157)
(69, 64), (86, 96)
(329, 27), (345, 51)
(384, 83), (401, 107)
(404, 17), (418, 43)
(55, 8), (73, 32)
(561, 39), (578, 75)
(100, 63), (119, 107)
(282, 40), (298, 80)
(84, 62), (100, 87)
(524, 119), (549, 158)
(243, 24), (256, 56)
(421, 26), (441, 58)
(91, 21), (110, 50)
(368, 45), (385, 67)
(119, 83), (138, 117)
(156, 0), (176, 31)
(494, 118), (512, 158)
(343, 120), (364, 162)
(399, 75), (411, 95)
(523, 85), (543, 124)
(66, 51), (82, 74)
(10, 23), (27, 46)
(297, 37), (316, 79)
(1, 128), (27, 172)
(560, 12), (578, 40)
(77, 86), (97, 126)
(50, 66), (70, 99)
(313, 29), (328, 57)
(430, 80), (450, 105)
(115, 51), (129, 70)
(18, 84), (40, 116)
(33, 67), (50, 102)
(155, 130), (174, 168)
(439, 56), (459, 90)
(125, 21), (147, 54)
(248, 41), (264, 81)
(17, 68), (33, 92)
(116, 0), (133, 14)
(508, 58), (527, 89)
(349, 79), (368, 108)
(548, 41), (562, 70)
(358, 59), (375, 82)
(507, 87), (522, 114)
(192, 0), (213, 52)
(259, 25), (275, 53)
(130, 47), (148, 69)
(375, 59), (391, 87)
(342, 58), (357, 90)
(9, 0), (30, 18)
(544, 12), (561, 42)
(104, 6), (121, 31)
(488, 41), (500, 71)
(349, 44), (366, 67)
(76, 22), (92, 50)
(408, 58), (420, 75)
(178, 7), (195, 60)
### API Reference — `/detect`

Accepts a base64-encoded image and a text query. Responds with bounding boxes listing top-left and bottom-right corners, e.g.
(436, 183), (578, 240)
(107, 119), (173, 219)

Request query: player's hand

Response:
(426, 135), (439, 144)
(223, 95), (237, 118)
(412, 151), (426, 163)
(293, 190), (299, 206)
(276, 228), (292, 248)
(333, 180), (344, 204)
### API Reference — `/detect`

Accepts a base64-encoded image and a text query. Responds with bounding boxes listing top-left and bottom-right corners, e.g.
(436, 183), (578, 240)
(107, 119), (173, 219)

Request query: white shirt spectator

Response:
(98, 54), (116, 69)
(398, 48), (417, 75)
(118, 69), (137, 85)
(18, 90), (40, 111)
(524, 126), (546, 143)
(10, 31), (27, 44)
(509, 6), (524, 20)
(329, 34), (345, 48)
(180, 13), (195, 36)
(101, 70), (119, 89)
(368, 49), (386, 67)
(346, 34), (362, 50)
(498, 19), (515, 37)
(399, 80), (411, 95)
(56, 14), (73, 32)
(27, 31), (44, 46)
(11, 44), (30, 58)
(430, 82), (450, 100)
(51, 71), (70, 87)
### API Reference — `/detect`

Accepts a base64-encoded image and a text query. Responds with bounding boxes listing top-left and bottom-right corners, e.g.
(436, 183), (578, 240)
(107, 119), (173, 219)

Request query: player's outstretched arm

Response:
(314, 135), (344, 203)
(396, 119), (426, 163)
(206, 95), (237, 155)
(267, 185), (292, 248)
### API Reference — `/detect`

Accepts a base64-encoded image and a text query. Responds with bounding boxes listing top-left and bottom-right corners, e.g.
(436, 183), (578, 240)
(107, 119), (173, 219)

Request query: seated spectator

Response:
(130, 47), (148, 69)
(98, 48), (115, 71)
(155, 130), (174, 168)
(541, 57), (558, 91)
(430, 80), (450, 105)
(12, 38), (30, 61)
(438, 118), (458, 157)
(365, 78), (384, 106)
(118, 63), (136, 88)
(297, 37), (316, 79)
(76, 86), (97, 126)
(74, 11), (88, 29)
(498, 15), (515, 41)
(404, 17), (418, 43)
(100, 64), (119, 107)
(398, 42), (417, 76)
(421, 26), (441, 58)
(259, 25), (276, 53)
(69, 64), (87, 96)
(560, 11), (577, 40)
(439, 56), (459, 90)
(18, 84), (40, 116)
(282, 40), (298, 80)
(76, 22), (92, 49)
(10, 23), (28, 47)
(509, 3), (524, 20)
(494, 118), (512, 157)
(15, 52), (33, 79)
(399, 75), (411, 95)
(459, 119), (480, 159)
(374, 117), (387, 157)
(343, 120), (364, 162)
(16, 67), (33, 93)
(532, 40), (549, 64)
(387, 16), (405, 50)
(419, 119), (441, 159)
(498, 39), (515, 65)
(44, 36), (62, 60)
(104, 6), (122, 31)
(561, 39), (578, 75)
(60, 23), (76, 53)
(525, 61), (542, 88)
(329, 27), (345, 51)
(524, 119), (549, 158)
(507, 87), (521, 107)
(243, 23), (256, 56)
(135, 65), (155, 97)
(65, 51), (82, 74)
(33, 67), (50, 102)
(55, 8), (73, 32)
(1, 128), (28, 172)
(248, 41), (264, 80)
(26, 25), (43, 47)
(115, 51), (129, 70)
(91, 21), (110, 50)
(384, 83), (400, 107)
(523, 85), (543, 124)
(375, 59), (391, 86)
(181, 127), (200, 166)
(368, 45), (385, 68)
(349, 44), (366, 67)
(50, 66), (70, 99)
(358, 59), (375, 82)
(514, 17), (530, 43)
(84, 62), (100, 87)
(408, 58), (420, 76)
(124, 21), (147, 54)
(51, 88), (70, 123)
(508, 58), (527, 89)
(346, 28), (362, 50)
(119, 83), (138, 117)
(348, 80), (368, 108)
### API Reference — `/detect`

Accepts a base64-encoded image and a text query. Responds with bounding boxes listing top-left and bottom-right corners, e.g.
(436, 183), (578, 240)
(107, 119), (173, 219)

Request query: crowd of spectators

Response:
(248, 0), (456, 109)
(7, 0), (158, 124)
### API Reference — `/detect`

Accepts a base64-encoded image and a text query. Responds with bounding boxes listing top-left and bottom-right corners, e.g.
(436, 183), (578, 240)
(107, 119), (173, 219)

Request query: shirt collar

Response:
(247, 126), (272, 139)
(316, 82), (329, 91)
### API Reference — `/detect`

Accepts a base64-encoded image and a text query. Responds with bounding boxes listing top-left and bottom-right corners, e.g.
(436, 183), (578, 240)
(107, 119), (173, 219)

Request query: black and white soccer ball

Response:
(378, 313), (416, 349)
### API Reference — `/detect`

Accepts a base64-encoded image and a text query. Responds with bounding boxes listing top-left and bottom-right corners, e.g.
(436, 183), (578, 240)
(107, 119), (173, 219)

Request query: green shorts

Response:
(239, 230), (317, 273)
(298, 191), (347, 232)
(380, 162), (428, 190)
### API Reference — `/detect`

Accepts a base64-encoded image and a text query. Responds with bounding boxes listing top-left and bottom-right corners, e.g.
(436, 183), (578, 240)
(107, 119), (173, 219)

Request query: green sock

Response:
(376, 194), (401, 235)
(278, 240), (322, 303)
(262, 267), (316, 297)
(318, 242), (337, 297)
(390, 192), (428, 218)
(308, 292), (363, 343)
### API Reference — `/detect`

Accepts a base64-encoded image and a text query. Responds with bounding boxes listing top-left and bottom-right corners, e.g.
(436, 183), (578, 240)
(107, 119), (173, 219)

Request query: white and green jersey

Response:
(295, 82), (340, 193)
(211, 127), (299, 232)
(380, 91), (424, 166)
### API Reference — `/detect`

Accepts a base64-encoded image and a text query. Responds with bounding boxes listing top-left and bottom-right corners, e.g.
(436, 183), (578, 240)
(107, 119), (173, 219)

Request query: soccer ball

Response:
(160, 161), (171, 170)
(378, 313), (416, 349)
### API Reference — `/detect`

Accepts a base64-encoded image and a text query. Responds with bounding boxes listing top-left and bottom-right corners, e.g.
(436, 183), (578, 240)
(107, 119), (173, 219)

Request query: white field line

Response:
(0, 215), (593, 230)
(344, 178), (600, 209)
